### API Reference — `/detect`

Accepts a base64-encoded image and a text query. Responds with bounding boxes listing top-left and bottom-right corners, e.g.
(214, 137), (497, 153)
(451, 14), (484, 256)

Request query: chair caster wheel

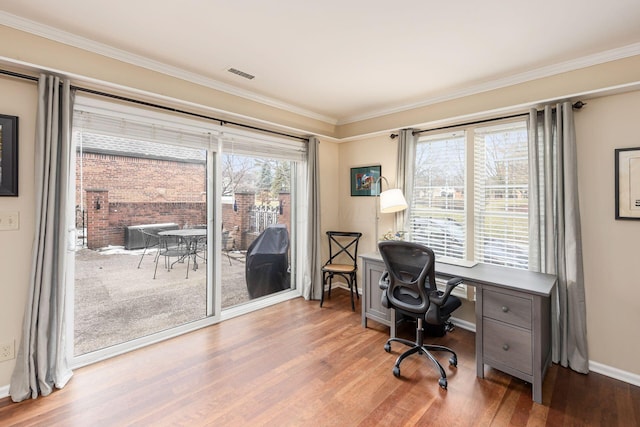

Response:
(384, 343), (391, 353)
(393, 366), (401, 377)
(439, 378), (447, 389)
(449, 355), (457, 367)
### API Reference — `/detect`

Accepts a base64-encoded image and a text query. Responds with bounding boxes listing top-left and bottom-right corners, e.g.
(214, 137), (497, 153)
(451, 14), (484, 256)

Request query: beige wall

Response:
(0, 24), (639, 390)
(574, 90), (640, 374)
(0, 78), (37, 387)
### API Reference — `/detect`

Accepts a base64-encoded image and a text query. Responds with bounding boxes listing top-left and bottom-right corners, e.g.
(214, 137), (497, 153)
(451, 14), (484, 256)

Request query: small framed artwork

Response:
(615, 147), (640, 220)
(0, 114), (18, 197)
(350, 165), (381, 196)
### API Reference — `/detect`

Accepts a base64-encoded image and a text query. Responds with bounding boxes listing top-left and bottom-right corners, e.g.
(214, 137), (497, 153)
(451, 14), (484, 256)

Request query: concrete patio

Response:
(74, 246), (249, 355)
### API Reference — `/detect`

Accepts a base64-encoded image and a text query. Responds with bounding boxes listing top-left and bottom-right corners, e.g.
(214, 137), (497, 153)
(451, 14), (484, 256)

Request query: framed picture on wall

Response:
(0, 114), (18, 197)
(350, 165), (381, 196)
(615, 147), (640, 220)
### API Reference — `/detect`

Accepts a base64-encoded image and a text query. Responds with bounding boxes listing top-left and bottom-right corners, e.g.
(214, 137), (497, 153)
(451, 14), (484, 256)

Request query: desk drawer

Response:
(483, 289), (531, 329)
(483, 318), (533, 375)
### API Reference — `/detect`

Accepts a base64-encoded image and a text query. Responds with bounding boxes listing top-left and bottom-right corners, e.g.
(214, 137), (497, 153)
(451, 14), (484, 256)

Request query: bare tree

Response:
(221, 155), (255, 196)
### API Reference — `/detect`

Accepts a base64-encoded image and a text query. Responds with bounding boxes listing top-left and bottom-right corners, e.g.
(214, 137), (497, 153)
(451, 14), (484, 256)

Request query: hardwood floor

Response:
(1, 289), (639, 426)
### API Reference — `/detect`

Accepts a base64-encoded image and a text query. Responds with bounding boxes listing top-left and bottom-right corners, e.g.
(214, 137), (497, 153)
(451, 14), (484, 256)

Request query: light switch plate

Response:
(0, 211), (19, 230)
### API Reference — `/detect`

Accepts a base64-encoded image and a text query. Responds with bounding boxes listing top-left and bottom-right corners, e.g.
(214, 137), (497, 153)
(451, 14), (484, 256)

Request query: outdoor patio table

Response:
(158, 228), (207, 275)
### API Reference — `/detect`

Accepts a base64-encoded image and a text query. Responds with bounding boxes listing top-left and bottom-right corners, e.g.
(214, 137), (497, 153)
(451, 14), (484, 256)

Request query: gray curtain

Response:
(10, 75), (74, 401)
(395, 129), (416, 232)
(302, 136), (323, 300)
(528, 103), (589, 373)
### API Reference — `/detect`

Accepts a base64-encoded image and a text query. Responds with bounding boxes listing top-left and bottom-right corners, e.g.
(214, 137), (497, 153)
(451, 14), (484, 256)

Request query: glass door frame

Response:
(67, 99), (302, 369)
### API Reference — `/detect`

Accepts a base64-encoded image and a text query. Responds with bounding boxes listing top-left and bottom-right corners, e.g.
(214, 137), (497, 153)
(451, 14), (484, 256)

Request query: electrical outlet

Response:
(0, 211), (19, 231)
(0, 340), (15, 362)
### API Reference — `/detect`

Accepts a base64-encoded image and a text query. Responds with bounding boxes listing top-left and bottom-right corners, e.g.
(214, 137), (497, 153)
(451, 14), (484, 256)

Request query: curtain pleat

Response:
(302, 136), (323, 300)
(528, 102), (589, 373)
(10, 75), (74, 401)
(395, 129), (416, 233)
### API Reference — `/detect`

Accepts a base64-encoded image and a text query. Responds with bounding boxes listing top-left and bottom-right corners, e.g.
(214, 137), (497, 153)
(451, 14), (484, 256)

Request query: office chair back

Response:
(378, 240), (436, 315)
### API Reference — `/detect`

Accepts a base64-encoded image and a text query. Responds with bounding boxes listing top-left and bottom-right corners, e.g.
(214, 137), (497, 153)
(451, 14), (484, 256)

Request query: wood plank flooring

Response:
(1, 289), (639, 426)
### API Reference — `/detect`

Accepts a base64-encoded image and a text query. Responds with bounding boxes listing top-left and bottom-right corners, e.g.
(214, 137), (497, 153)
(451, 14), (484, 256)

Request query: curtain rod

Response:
(389, 101), (585, 138)
(0, 68), (309, 142)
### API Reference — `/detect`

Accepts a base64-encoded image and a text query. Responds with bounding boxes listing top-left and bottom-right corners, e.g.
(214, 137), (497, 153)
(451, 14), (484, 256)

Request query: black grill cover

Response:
(245, 224), (290, 299)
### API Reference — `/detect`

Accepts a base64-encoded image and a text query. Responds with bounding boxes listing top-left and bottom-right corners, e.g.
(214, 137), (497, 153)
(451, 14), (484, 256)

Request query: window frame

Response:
(410, 116), (530, 271)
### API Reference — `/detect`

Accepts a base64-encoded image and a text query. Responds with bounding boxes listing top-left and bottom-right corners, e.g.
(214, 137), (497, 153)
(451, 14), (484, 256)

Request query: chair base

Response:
(319, 273), (359, 311)
(384, 319), (457, 389)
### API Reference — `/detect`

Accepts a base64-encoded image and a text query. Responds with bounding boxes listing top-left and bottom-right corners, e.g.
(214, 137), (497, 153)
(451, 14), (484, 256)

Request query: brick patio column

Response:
(278, 192), (291, 232)
(234, 192), (255, 250)
(86, 188), (109, 250)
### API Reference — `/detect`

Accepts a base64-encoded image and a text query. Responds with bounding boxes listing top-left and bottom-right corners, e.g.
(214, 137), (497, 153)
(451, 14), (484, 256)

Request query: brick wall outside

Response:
(81, 153), (292, 250)
(77, 152), (206, 205)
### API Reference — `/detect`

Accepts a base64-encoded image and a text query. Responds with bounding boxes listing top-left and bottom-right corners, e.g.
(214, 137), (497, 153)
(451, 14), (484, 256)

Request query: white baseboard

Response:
(0, 384), (9, 399)
(450, 316), (476, 333)
(589, 361), (640, 387)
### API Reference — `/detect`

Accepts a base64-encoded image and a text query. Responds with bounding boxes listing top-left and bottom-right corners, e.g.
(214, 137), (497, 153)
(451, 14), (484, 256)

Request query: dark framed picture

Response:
(615, 147), (640, 220)
(0, 114), (18, 197)
(350, 165), (381, 196)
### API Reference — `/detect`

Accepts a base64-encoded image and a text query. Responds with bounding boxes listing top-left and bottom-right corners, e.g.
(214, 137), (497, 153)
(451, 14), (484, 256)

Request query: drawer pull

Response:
(502, 344), (510, 351)
(501, 306), (509, 313)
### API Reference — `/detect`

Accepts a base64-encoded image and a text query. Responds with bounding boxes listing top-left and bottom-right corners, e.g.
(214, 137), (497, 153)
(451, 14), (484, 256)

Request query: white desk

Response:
(360, 252), (556, 403)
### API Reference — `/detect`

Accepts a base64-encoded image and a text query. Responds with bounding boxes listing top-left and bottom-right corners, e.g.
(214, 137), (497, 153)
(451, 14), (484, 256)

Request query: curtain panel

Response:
(302, 136), (323, 300)
(10, 75), (75, 401)
(528, 103), (589, 373)
(395, 129), (416, 232)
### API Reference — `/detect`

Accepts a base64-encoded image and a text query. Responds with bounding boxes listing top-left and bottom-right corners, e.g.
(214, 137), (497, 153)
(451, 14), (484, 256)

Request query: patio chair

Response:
(137, 229), (162, 269)
(136, 224), (180, 268)
(221, 230), (233, 266)
(153, 234), (191, 279)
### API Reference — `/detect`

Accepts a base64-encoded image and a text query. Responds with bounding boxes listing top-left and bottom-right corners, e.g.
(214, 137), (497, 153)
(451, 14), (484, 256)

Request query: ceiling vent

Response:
(227, 68), (255, 80)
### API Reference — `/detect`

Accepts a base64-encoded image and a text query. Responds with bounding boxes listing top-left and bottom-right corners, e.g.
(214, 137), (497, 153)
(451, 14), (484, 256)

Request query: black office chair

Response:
(321, 231), (363, 311)
(378, 240), (463, 389)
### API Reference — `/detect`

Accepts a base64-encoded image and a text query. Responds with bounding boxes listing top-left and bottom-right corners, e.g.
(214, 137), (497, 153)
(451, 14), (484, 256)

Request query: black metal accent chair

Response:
(320, 231), (363, 311)
(378, 240), (463, 389)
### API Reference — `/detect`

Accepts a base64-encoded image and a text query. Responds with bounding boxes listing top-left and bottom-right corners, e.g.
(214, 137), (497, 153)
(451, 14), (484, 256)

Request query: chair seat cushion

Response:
(392, 290), (462, 319)
(322, 264), (356, 273)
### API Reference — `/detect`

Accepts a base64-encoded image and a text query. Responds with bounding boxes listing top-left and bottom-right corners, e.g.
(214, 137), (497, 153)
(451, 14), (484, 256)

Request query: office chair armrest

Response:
(429, 277), (463, 305)
(379, 271), (389, 290)
(379, 271), (390, 308)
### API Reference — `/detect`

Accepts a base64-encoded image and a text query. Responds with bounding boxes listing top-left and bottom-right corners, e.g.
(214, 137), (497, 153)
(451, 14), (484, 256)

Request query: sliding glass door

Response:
(72, 121), (211, 356)
(70, 96), (304, 360)
(220, 153), (295, 309)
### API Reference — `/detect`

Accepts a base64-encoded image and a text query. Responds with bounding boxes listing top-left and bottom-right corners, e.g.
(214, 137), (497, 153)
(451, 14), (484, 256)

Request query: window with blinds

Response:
(410, 131), (466, 259)
(410, 117), (530, 270)
(473, 121), (529, 269)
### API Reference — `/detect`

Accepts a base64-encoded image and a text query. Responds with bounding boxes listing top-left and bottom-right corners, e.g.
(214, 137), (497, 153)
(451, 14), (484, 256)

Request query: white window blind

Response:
(73, 97), (216, 150)
(410, 131), (466, 259)
(221, 132), (307, 162)
(473, 121), (529, 269)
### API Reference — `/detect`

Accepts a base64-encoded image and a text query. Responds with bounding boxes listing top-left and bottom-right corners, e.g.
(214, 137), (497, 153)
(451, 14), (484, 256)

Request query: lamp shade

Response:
(379, 188), (408, 213)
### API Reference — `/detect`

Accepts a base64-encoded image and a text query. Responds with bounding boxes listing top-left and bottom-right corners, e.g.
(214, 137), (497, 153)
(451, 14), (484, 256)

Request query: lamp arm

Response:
(374, 176), (389, 252)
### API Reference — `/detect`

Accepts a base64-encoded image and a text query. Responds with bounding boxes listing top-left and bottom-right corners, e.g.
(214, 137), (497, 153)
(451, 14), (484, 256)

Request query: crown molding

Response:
(0, 11), (338, 125)
(337, 42), (640, 125)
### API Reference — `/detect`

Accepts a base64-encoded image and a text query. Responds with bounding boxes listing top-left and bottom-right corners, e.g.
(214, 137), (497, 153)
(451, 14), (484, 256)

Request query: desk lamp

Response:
(375, 176), (408, 251)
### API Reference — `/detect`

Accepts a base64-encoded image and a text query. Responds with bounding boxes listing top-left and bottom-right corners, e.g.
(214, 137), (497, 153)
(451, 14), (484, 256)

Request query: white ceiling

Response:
(1, 1), (640, 125)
